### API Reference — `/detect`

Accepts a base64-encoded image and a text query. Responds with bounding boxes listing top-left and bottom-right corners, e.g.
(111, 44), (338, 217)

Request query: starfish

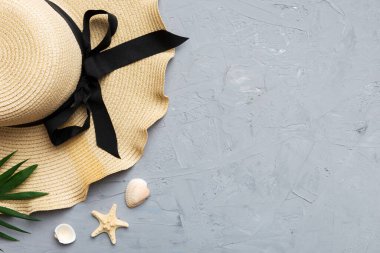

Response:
(91, 204), (129, 244)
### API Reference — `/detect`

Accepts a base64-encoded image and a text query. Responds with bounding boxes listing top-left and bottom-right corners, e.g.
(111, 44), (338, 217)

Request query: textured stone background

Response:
(3, 0), (380, 252)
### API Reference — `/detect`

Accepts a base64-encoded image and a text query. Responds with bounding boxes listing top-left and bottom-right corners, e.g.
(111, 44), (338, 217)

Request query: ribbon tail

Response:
(84, 30), (188, 79)
(88, 79), (120, 158)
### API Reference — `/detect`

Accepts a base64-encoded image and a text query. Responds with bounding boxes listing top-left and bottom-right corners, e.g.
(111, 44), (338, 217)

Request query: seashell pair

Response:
(53, 179), (149, 245)
(125, 178), (150, 208)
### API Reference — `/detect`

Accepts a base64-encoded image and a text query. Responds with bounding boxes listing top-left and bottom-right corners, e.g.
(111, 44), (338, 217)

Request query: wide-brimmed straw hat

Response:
(0, 0), (186, 213)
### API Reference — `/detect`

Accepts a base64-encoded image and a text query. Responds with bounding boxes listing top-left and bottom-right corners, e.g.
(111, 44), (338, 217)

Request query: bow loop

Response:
(82, 10), (118, 56)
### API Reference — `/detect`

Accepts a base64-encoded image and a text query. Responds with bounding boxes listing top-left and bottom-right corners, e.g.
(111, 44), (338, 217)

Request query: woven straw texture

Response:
(0, 0), (175, 214)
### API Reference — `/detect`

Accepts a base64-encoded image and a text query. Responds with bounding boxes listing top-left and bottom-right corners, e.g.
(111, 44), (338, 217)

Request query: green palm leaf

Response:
(0, 152), (48, 242)
(0, 206), (39, 221)
(0, 220), (29, 234)
(0, 231), (17, 241)
(0, 160), (27, 186)
(0, 165), (37, 194)
(0, 192), (48, 200)
(0, 151), (16, 168)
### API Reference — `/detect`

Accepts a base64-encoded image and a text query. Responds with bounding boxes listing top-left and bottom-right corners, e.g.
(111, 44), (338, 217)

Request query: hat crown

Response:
(0, 0), (82, 127)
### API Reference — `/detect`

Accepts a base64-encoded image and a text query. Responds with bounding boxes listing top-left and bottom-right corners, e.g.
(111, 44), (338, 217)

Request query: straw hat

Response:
(0, 0), (186, 214)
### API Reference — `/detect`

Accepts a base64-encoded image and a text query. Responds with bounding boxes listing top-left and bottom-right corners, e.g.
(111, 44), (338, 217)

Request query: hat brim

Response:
(0, 0), (175, 214)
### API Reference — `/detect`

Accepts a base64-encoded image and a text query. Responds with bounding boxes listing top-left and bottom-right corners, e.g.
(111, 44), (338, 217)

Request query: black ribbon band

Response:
(29, 0), (188, 158)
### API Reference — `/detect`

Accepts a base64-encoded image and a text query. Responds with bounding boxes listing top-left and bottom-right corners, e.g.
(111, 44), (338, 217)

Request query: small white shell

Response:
(125, 178), (150, 208)
(54, 224), (76, 245)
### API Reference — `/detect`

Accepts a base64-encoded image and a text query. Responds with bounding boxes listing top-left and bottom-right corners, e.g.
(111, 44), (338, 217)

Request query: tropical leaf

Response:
(0, 165), (37, 194)
(0, 206), (39, 221)
(0, 152), (48, 242)
(0, 160), (27, 186)
(0, 231), (17, 241)
(0, 151), (16, 168)
(0, 192), (48, 200)
(0, 220), (29, 234)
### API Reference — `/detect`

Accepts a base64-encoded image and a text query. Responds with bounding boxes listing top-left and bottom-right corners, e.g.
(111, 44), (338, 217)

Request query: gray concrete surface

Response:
(3, 0), (380, 252)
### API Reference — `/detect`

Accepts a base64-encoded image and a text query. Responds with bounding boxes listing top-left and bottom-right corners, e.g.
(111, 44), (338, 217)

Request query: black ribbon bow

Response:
(41, 1), (188, 158)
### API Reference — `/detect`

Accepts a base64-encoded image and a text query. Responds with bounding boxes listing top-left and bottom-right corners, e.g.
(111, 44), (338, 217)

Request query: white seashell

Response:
(54, 224), (76, 245)
(125, 178), (150, 208)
